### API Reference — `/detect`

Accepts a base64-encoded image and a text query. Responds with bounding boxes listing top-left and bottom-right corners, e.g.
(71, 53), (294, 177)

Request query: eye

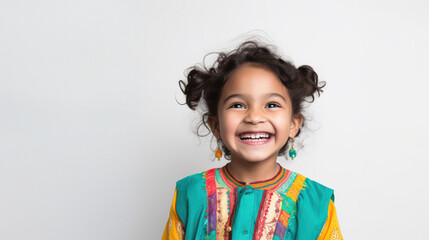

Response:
(266, 102), (280, 108)
(229, 103), (245, 109)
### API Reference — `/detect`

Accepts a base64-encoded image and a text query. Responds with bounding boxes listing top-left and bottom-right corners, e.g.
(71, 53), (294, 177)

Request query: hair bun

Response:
(297, 65), (325, 103)
(180, 68), (212, 110)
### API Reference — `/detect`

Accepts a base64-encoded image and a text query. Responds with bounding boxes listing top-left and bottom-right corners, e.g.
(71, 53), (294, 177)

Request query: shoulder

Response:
(175, 168), (216, 203)
(280, 170), (334, 202)
(301, 176), (335, 202)
(175, 169), (208, 193)
(289, 171), (334, 207)
(282, 169), (334, 201)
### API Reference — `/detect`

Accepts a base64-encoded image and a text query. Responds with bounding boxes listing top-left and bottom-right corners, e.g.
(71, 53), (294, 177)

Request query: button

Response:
(226, 226), (232, 232)
(242, 229), (248, 234)
(244, 185), (253, 194)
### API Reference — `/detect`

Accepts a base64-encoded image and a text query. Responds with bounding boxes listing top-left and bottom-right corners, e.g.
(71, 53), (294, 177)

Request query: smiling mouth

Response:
(238, 132), (272, 142)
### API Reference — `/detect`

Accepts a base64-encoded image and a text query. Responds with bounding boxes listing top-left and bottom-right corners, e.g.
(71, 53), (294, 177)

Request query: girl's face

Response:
(210, 65), (302, 164)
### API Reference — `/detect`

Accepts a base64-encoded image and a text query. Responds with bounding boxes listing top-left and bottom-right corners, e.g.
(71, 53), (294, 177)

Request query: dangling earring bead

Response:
(215, 139), (223, 161)
(289, 138), (297, 160)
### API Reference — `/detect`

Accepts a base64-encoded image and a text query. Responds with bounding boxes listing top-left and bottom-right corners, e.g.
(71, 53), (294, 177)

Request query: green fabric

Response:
(288, 178), (334, 240)
(231, 186), (264, 238)
(174, 171), (334, 240)
(176, 172), (207, 240)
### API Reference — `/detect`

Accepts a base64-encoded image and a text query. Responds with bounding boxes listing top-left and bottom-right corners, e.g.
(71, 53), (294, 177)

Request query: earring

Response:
(215, 139), (223, 161)
(289, 138), (296, 160)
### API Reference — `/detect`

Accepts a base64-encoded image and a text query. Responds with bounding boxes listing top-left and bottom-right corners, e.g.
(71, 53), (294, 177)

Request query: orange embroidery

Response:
(329, 227), (341, 240)
(278, 210), (290, 227)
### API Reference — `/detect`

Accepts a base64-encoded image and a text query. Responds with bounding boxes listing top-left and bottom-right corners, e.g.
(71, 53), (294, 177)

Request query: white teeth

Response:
(239, 133), (271, 141)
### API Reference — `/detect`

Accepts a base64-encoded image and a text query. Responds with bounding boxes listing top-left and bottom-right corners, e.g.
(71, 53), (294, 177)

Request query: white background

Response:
(1, 0), (428, 239)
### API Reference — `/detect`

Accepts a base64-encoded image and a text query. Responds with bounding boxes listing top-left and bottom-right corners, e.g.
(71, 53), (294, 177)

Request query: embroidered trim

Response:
(220, 165), (291, 190)
(254, 191), (283, 240)
(204, 167), (310, 240)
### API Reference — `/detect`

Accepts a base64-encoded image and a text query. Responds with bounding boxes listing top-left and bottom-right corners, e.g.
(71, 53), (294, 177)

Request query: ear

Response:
(207, 116), (221, 140)
(289, 114), (303, 138)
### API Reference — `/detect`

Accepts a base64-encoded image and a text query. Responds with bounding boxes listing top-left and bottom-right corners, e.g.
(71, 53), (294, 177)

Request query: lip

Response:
(238, 131), (273, 135)
(237, 131), (274, 145)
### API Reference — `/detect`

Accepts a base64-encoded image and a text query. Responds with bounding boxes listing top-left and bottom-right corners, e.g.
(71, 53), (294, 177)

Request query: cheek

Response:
(273, 115), (291, 135)
(219, 114), (240, 139)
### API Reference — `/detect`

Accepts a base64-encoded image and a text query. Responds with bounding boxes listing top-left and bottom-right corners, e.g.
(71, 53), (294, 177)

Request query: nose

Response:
(244, 107), (266, 124)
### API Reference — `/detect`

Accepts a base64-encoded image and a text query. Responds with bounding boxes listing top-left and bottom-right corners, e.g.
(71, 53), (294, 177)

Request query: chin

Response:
(235, 152), (277, 163)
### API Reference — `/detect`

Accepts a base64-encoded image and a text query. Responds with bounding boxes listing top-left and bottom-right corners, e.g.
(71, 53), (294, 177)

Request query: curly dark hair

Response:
(179, 40), (325, 159)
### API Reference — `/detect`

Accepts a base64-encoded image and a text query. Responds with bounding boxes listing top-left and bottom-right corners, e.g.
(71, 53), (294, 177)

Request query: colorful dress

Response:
(162, 164), (343, 240)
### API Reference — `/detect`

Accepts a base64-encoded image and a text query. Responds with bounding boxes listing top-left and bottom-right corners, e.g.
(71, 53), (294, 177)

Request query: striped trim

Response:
(254, 191), (283, 240)
(219, 167), (238, 189)
(206, 168), (217, 196)
(277, 171), (297, 195)
(215, 168), (230, 189)
(220, 164), (291, 190)
(285, 173), (306, 202)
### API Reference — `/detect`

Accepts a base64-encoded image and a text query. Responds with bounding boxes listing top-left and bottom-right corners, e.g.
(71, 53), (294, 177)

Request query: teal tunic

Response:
(164, 164), (339, 240)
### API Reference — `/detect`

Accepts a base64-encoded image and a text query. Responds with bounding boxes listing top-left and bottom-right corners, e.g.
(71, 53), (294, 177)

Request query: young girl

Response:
(162, 41), (343, 240)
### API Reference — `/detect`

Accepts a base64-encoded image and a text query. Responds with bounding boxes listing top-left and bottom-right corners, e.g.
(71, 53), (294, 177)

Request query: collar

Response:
(219, 164), (290, 190)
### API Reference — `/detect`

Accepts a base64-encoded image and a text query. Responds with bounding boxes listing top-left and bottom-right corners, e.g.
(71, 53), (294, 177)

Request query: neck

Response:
(226, 158), (280, 185)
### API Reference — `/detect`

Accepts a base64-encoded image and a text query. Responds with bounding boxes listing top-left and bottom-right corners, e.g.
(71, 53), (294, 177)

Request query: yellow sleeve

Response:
(317, 199), (343, 240)
(162, 188), (185, 240)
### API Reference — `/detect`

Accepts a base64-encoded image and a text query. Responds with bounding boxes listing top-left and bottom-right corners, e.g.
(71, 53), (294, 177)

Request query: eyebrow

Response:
(223, 93), (287, 104)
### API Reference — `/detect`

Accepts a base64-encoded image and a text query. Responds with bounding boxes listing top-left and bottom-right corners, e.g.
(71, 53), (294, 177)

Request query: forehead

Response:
(220, 65), (289, 100)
